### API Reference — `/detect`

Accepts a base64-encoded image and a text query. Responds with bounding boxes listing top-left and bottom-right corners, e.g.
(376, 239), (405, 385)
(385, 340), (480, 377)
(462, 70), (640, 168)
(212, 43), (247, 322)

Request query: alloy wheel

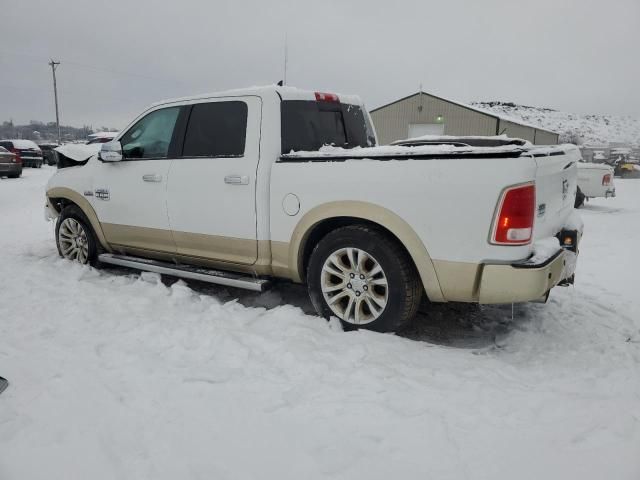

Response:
(58, 218), (90, 264)
(320, 247), (389, 324)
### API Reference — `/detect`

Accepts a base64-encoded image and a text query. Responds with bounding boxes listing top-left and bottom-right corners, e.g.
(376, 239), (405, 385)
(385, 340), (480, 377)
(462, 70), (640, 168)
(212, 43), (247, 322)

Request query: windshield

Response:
(281, 100), (376, 153)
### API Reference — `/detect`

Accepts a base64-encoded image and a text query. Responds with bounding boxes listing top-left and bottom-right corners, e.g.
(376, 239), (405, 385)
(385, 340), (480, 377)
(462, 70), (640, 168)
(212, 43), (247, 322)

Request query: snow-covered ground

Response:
(473, 101), (640, 146)
(1, 167), (639, 480)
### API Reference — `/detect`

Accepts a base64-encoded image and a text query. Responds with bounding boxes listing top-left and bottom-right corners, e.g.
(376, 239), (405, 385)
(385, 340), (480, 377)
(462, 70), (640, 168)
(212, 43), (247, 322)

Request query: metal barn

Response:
(370, 91), (559, 146)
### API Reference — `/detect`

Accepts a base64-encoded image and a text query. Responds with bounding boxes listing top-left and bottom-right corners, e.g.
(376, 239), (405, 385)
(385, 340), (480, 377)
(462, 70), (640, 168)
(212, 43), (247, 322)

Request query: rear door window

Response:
(182, 101), (247, 158)
(281, 100), (376, 153)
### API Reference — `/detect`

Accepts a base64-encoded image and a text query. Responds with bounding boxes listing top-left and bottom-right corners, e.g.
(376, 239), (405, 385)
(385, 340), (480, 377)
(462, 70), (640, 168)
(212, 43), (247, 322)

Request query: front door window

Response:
(120, 107), (180, 160)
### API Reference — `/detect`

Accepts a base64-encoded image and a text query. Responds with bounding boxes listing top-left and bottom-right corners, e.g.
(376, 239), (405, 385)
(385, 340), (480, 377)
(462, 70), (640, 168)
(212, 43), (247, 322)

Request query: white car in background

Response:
(575, 161), (615, 208)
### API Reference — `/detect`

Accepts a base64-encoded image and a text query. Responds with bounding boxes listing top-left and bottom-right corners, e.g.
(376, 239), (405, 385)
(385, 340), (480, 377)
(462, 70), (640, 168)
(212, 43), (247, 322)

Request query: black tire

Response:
(55, 205), (99, 266)
(307, 225), (422, 332)
(574, 186), (585, 208)
(7, 173), (20, 179)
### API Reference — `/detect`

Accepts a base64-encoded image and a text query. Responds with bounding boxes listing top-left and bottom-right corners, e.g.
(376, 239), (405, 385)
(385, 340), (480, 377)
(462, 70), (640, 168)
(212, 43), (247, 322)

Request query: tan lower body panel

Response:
(171, 230), (257, 265)
(433, 253), (567, 304)
(431, 260), (482, 302)
(102, 223), (176, 254)
(101, 223), (294, 278)
(478, 252), (567, 304)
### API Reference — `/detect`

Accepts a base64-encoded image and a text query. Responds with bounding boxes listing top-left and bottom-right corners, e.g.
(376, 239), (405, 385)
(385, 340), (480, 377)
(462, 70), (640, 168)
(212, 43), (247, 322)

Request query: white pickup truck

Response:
(45, 86), (582, 332)
(575, 162), (616, 208)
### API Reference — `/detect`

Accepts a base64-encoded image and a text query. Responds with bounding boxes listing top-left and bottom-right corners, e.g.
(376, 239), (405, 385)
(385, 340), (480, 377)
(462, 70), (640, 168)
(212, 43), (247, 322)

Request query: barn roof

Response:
(370, 91), (558, 136)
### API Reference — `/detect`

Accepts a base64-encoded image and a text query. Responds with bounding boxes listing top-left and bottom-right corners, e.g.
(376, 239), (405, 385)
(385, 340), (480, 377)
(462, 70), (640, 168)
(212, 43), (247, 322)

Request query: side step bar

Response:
(98, 253), (270, 292)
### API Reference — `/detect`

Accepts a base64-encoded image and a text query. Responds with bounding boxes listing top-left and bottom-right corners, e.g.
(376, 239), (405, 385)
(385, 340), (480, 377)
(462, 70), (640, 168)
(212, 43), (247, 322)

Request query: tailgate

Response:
(532, 146), (580, 239)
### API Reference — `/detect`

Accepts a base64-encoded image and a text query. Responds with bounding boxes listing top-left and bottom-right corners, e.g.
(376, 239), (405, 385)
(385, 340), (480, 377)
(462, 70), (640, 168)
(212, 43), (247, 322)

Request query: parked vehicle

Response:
(575, 162), (616, 208)
(86, 131), (119, 145)
(38, 143), (59, 166)
(608, 148), (640, 178)
(45, 86), (582, 332)
(54, 143), (103, 169)
(0, 146), (21, 178)
(0, 140), (43, 168)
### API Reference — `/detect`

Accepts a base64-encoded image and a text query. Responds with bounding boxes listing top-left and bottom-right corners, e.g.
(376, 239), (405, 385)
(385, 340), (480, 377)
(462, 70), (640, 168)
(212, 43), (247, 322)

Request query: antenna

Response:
(283, 33), (288, 86)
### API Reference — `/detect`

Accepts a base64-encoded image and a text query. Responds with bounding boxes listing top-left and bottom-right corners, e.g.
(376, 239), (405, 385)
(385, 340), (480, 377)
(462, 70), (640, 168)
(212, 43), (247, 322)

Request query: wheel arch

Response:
(47, 187), (111, 252)
(285, 201), (445, 302)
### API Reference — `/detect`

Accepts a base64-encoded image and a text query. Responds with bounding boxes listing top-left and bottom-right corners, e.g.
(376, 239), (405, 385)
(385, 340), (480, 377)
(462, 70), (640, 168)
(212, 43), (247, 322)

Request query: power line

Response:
(0, 49), (185, 86)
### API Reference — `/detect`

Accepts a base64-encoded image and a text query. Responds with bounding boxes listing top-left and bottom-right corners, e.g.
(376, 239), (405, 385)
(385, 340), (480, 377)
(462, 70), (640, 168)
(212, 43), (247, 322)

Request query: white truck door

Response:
(91, 106), (181, 253)
(166, 96), (261, 265)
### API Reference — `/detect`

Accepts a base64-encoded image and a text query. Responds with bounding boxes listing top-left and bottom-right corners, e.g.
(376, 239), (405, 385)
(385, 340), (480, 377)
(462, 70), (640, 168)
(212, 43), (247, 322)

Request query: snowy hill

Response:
(473, 101), (640, 146)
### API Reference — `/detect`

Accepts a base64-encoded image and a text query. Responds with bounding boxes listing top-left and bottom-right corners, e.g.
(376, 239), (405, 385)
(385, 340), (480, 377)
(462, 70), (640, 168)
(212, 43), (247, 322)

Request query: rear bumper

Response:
(605, 188), (616, 198)
(21, 157), (42, 167)
(0, 163), (22, 175)
(478, 249), (573, 304)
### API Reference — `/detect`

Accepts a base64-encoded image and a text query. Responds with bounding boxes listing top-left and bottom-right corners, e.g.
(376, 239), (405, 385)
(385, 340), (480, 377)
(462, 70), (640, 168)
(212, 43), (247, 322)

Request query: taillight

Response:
(315, 91), (339, 103)
(602, 174), (611, 186)
(491, 183), (536, 245)
(10, 148), (21, 163)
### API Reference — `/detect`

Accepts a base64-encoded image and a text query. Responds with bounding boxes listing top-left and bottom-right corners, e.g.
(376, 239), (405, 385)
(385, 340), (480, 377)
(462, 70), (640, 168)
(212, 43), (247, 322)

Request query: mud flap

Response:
(0, 376), (7, 395)
(558, 274), (575, 286)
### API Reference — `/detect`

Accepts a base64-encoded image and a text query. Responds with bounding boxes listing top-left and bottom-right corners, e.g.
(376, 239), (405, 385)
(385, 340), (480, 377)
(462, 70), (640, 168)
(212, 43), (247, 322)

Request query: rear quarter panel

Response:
(270, 156), (539, 266)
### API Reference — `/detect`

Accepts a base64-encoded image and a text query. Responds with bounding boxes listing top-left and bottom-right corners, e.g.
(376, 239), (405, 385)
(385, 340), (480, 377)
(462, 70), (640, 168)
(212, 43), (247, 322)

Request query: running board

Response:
(98, 253), (270, 292)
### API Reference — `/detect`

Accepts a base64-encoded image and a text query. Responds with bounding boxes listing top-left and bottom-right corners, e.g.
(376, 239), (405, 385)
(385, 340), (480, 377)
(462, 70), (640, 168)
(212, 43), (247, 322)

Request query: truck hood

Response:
(55, 143), (102, 162)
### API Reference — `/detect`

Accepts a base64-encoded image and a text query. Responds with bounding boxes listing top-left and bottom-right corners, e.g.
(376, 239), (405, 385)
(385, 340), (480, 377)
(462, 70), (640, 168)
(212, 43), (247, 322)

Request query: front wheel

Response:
(307, 225), (422, 332)
(55, 205), (98, 265)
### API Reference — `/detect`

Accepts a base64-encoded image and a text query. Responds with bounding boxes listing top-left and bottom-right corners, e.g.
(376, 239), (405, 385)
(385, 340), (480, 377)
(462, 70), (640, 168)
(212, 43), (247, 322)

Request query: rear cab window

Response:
(281, 100), (376, 154)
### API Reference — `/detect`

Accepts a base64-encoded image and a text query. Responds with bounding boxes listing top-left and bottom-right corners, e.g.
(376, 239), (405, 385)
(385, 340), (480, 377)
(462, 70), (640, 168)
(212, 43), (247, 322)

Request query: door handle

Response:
(142, 174), (162, 182)
(224, 175), (249, 185)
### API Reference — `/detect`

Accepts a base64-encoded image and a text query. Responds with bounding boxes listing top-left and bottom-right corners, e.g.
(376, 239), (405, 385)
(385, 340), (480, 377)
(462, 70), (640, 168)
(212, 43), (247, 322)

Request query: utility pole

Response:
(48, 60), (61, 145)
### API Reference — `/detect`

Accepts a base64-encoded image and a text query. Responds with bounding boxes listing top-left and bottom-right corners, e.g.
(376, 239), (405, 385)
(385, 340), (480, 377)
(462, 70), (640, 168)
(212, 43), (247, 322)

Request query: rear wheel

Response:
(55, 205), (98, 265)
(307, 225), (422, 332)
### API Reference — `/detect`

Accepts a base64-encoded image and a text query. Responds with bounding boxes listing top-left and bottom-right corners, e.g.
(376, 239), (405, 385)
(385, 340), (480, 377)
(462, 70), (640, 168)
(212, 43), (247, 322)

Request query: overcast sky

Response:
(1, 0), (638, 129)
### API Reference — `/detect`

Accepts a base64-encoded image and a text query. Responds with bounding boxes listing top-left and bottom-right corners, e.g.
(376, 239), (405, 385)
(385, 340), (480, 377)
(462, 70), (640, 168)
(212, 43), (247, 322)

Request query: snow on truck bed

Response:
(283, 141), (573, 160)
(1, 168), (639, 479)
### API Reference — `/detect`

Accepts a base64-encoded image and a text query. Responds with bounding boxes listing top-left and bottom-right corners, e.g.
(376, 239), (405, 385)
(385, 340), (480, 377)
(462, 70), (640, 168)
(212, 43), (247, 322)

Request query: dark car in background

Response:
(0, 146), (21, 178)
(0, 140), (43, 168)
(38, 143), (59, 166)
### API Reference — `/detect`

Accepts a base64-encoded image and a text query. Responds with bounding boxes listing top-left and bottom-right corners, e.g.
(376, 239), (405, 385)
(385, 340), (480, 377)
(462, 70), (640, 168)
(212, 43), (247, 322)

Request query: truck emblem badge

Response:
(537, 204), (546, 217)
(95, 188), (110, 201)
(83, 190), (94, 197)
(562, 179), (569, 200)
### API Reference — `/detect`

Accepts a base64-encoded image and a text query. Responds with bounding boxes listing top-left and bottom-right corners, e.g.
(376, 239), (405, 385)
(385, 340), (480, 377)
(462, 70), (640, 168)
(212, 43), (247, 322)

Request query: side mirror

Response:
(99, 141), (123, 162)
